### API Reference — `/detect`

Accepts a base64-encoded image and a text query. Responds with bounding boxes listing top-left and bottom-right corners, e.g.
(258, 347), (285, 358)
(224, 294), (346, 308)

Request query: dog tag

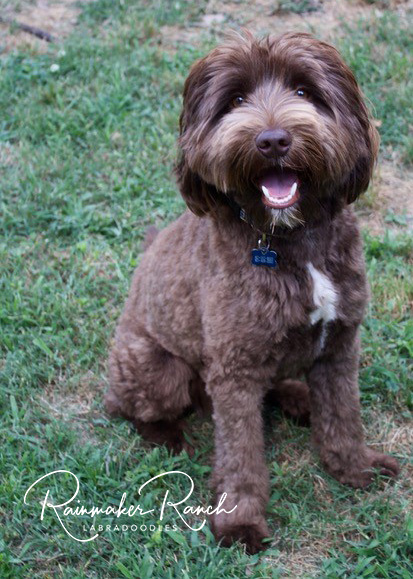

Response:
(251, 248), (278, 268)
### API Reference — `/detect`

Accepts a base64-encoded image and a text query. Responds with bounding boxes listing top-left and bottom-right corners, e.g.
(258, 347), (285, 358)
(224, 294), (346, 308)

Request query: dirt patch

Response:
(0, 0), (89, 53)
(161, 0), (413, 52)
(358, 162), (413, 234)
(40, 369), (107, 443)
(374, 163), (413, 217)
(269, 542), (332, 578)
(202, 0), (371, 40)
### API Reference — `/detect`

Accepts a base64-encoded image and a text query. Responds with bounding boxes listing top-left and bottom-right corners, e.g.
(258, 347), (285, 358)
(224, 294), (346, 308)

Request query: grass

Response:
(0, 0), (412, 577)
(338, 12), (413, 164)
(275, 0), (321, 15)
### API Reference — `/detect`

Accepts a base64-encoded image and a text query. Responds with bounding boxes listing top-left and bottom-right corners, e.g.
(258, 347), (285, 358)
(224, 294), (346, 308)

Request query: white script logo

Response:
(24, 470), (236, 542)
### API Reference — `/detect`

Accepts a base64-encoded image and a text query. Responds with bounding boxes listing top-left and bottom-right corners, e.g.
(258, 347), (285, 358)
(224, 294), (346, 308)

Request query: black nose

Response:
(255, 129), (292, 158)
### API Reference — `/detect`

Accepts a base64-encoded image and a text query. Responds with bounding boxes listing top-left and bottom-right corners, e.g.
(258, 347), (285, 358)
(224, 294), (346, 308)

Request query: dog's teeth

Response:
(262, 185), (270, 199)
(262, 182), (298, 206)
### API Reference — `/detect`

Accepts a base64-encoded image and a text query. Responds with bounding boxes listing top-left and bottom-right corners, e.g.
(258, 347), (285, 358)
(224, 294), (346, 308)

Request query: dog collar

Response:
(225, 196), (270, 236)
(225, 197), (278, 268)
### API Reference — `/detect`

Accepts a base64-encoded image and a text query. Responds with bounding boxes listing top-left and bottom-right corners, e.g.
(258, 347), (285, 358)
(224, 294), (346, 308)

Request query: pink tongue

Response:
(259, 170), (297, 199)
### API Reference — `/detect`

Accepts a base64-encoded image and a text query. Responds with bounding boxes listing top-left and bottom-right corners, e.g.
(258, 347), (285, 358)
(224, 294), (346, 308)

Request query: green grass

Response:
(338, 12), (413, 164)
(275, 0), (321, 15)
(1, 1), (412, 577)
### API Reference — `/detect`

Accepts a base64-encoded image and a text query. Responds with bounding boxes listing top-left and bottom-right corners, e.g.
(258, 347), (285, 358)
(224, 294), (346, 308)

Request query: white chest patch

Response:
(306, 263), (338, 351)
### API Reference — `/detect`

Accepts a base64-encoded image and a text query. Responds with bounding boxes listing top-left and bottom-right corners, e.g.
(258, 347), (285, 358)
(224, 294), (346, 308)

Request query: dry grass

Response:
(0, 0), (88, 53)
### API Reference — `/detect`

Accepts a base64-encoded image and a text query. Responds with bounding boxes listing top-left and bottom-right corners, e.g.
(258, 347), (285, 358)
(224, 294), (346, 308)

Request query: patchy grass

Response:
(338, 11), (413, 165)
(1, 0), (412, 577)
(360, 232), (413, 411)
(274, 0), (322, 15)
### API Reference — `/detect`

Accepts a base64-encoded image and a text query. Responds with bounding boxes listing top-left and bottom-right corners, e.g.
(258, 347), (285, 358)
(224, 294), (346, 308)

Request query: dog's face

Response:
(177, 32), (379, 230)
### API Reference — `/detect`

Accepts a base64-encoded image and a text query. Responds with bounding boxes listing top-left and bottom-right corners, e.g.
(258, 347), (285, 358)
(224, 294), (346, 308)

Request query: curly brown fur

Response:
(106, 32), (399, 553)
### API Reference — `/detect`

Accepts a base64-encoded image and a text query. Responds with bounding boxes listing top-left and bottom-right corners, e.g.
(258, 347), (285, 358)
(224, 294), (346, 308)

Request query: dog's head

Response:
(176, 32), (379, 230)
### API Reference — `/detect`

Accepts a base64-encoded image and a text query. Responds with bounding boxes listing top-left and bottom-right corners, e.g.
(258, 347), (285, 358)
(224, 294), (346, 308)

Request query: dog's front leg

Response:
(208, 372), (270, 554)
(307, 325), (399, 487)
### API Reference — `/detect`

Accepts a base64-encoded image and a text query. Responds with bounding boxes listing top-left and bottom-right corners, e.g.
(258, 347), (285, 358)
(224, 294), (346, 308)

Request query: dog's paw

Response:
(327, 447), (400, 488)
(132, 419), (195, 457)
(163, 435), (195, 457)
(211, 517), (270, 554)
(367, 450), (400, 478)
(267, 380), (311, 426)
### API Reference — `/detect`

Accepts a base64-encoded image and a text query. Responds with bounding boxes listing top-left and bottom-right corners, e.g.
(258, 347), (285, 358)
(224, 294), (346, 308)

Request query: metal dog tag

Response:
(251, 236), (277, 268)
(251, 248), (278, 268)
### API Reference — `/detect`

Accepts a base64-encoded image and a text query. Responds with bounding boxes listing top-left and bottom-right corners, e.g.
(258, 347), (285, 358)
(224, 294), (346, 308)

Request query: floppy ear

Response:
(307, 36), (380, 205)
(334, 61), (380, 204)
(175, 156), (222, 217)
(175, 54), (226, 217)
(345, 113), (380, 205)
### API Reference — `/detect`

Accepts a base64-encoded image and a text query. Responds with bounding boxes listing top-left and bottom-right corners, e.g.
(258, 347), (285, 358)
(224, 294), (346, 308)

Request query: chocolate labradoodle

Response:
(105, 32), (400, 553)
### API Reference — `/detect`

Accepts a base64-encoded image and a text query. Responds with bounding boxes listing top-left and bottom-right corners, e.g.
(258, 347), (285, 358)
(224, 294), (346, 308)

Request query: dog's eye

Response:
(296, 88), (309, 98)
(232, 96), (244, 107)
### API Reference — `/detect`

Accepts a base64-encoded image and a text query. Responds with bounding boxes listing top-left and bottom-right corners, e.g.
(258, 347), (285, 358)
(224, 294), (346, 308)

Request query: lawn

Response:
(0, 0), (412, 577)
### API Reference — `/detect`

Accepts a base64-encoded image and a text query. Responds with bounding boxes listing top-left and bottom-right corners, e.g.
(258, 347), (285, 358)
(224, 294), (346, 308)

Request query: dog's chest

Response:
(305, 262), (338, 352)
(306, 262), (338, 323)
(268, 261), (339, 363)
(265, 262), (339, 375)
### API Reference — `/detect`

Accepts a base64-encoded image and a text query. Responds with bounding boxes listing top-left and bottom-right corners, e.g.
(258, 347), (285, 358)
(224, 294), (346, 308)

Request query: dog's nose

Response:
(255, 129), (292, 158)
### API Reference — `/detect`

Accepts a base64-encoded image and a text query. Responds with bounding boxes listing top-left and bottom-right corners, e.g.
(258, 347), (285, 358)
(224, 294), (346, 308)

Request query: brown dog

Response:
(105, 32), (399, 553)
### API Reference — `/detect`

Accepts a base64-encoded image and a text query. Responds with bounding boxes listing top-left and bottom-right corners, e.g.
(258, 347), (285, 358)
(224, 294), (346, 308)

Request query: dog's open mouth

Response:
(258, 169), (300, 209)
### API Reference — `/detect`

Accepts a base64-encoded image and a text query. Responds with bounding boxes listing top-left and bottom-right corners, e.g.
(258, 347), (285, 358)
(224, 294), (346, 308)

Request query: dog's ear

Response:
(175, 54), (226, 217)
(179, 54), (210, 136)
(330, 55), (380, 204)
(175, 156), (222, 217)
(300, 35), (380, 205)
(345, 112), (380, 205)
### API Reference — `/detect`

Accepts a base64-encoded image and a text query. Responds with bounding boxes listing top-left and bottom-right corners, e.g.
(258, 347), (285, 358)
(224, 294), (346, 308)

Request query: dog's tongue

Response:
(259, 170), (299, 209)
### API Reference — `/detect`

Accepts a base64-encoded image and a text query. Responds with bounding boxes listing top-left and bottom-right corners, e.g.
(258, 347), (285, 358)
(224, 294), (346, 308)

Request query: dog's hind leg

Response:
(266, 379), (310, 425)
(106, 331), (194, 454)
